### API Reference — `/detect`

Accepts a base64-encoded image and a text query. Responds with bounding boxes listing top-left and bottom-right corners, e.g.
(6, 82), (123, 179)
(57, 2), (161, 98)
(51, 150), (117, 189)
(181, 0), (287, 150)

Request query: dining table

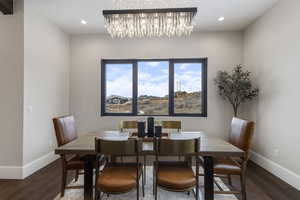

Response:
(55, 131), (244, 200)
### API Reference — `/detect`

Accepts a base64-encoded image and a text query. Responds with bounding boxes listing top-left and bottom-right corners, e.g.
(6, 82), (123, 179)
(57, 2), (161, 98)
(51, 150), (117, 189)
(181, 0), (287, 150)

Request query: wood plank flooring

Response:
(0, 159), (299, 200)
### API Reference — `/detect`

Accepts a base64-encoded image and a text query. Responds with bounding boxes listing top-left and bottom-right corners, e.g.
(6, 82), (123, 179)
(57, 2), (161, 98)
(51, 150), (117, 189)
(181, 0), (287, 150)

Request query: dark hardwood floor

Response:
(0, 159), (299, 200)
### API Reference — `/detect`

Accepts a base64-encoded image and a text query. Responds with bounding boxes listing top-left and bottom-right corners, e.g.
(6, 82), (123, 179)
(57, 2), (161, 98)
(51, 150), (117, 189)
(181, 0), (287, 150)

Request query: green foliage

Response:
(214, 65), (259, 116)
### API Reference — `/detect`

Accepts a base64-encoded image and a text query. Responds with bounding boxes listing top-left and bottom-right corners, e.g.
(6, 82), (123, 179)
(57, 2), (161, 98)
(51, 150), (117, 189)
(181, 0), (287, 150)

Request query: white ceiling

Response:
(25, 0), (279, 34)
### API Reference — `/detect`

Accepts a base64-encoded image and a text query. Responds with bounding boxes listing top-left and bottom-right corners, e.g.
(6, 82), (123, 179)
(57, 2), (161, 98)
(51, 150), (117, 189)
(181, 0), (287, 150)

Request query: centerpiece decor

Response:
(214, 65), (259, 117)
(147, 117), (154, 137)
(102, 7), (197, 38)
(137, 120), (146, 137)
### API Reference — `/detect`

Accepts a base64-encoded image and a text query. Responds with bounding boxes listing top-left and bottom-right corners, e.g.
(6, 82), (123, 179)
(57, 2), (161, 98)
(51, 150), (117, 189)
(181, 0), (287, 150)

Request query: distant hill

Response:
(175, 91), (200, 98)
(106, 91), (202, 114)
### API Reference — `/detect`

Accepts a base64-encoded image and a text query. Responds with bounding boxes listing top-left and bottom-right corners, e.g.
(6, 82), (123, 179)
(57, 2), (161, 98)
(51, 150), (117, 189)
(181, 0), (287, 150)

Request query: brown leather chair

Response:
(53, 115), (84, 197)
(94, 138), (144, 200)
(120, 120), (138, 132)
(153, 137), (200, 200)
(161, 120), (181, 132)
(119, 120), (147, 184)
(199, 117), (255, 200)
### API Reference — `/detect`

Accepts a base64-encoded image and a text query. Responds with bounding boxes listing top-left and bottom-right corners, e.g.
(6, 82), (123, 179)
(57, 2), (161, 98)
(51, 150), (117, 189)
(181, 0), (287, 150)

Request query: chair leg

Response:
(75, 169), (79, 182)
(142, 170), (145, 197)
(196, 159), (199, 200)
(240, 174), (247, 200)
(228, 174), (232, 187)
(137, 179), (139, 200)
(61, 168), (67, 197)
(155, 175), (158, 200)
(144, 155), (146, 184)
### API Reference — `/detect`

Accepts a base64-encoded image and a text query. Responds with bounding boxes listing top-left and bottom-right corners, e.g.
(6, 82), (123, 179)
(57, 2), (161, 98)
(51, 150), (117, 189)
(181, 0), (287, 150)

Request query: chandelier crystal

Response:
(103, 8), (197, 38)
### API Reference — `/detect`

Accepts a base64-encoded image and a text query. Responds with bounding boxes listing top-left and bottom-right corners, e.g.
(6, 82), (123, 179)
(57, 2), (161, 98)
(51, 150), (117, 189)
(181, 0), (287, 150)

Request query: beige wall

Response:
(0, 2), (70, 178)
(70, 32), (244, 139)
(0, 0), (24, 167)
(244, 0), (300, 187)
(23, 9), (70, 165)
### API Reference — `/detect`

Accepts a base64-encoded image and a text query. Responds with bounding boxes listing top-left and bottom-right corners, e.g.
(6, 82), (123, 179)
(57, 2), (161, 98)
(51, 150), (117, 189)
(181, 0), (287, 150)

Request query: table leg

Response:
(204, 156), (214, 200)
(143, 155), (146, 184)
(83, 155), (94, 200)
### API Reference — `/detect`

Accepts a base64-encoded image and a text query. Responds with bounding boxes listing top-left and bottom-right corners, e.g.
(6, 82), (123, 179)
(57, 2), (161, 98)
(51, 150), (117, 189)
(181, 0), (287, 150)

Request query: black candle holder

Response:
(147, 117), (154, 137)
(155, 125), (162, 137)
(137, 121), (146, 137)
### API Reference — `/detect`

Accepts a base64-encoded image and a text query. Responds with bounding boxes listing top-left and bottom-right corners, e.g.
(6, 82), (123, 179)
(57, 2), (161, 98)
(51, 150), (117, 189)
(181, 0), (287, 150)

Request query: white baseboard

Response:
(22, 151), (59, 179)
(251, 151), (300, 191)
(0, 165), (23, 179)
(0, 151), (59, 179)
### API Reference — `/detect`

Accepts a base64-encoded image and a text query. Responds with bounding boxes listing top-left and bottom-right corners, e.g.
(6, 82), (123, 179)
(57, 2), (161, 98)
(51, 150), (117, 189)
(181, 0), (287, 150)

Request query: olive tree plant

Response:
(214, 65), (259, 117)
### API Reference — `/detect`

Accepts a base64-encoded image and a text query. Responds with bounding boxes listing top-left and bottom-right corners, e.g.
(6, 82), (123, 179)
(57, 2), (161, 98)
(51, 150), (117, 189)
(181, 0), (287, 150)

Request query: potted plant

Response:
(214, 65), (259, 117)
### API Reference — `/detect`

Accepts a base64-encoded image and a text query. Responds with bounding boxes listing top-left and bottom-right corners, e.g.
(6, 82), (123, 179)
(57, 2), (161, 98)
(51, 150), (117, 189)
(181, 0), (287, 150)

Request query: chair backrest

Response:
(53, 115), (77, 147)
(161, 121), (181, 132)
(95, 137), (142, 156)
(155, 138), (199, 156)
(229, 117), (255, 159)
(120, 120), (138, 132)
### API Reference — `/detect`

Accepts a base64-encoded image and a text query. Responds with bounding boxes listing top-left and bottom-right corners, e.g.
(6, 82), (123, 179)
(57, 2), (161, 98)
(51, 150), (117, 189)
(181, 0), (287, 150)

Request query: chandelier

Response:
(102, 7), (197, 38)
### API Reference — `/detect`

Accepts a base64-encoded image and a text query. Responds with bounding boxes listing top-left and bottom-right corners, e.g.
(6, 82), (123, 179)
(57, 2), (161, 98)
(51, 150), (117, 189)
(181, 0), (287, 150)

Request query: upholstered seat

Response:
(97, 163), (142, 193)
(153, 138), (200, 200)
(214, 157), (241, 175)
(94, 138), (144, 200)
(198, 156), (241, 175)
(65, 156), (84, 170)
(157, 165), (196, 190)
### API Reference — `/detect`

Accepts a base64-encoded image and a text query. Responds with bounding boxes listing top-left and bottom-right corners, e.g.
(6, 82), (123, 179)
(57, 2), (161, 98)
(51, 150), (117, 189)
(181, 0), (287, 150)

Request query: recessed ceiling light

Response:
(81, 19), (87, 25)
(218, 16), (225, 22)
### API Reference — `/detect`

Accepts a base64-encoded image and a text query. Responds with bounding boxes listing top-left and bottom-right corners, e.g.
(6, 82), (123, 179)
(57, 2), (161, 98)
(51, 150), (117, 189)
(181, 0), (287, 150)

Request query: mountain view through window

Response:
(102, 59), (207, 117)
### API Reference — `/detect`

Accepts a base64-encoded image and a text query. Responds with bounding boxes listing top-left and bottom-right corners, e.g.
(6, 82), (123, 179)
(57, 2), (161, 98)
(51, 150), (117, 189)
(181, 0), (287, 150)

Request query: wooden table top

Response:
(55, 131), (244, 157)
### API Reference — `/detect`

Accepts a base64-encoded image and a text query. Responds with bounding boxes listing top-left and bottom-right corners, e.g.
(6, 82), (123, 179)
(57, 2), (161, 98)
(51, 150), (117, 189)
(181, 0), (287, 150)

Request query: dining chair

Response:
(119, 120), (148, 183)
(160, 120), (183, 160)
(118, 120), (138, 158)
(153, 137), (200, 200)
(161, 120), (181, 132)
(53, 115), (84, 197)
(119, 120), (138, 132)
(94, 137), (144, 200)
(198, 117), (255, 200)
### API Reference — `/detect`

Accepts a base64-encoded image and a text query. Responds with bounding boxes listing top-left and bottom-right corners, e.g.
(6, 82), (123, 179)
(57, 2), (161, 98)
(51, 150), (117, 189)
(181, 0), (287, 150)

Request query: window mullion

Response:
(101, 60), (106, 115)
(132, 60), (138, 115)
(202, 59), (208, 117)
(169, 59), (174, 116)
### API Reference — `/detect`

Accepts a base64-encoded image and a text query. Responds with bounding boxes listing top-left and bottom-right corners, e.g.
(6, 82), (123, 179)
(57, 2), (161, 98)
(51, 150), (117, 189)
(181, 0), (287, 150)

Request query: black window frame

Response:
(101, 58), (207, 117)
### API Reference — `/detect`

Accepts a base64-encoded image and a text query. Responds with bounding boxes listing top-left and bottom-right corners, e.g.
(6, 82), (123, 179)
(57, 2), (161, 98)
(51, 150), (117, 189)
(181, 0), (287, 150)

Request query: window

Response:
(138, 61), (169, 115)
(105, 63), (133, 113)
(101, 58), (207, 117)
(174, 62), (203, 114)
